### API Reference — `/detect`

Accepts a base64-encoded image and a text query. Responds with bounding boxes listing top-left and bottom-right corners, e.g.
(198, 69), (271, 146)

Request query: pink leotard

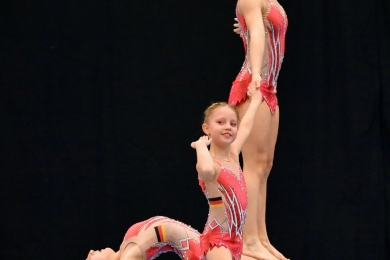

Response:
(120, 216), (201, 260)
(229, 0), (288, 114)
(198, 157), (247, 260)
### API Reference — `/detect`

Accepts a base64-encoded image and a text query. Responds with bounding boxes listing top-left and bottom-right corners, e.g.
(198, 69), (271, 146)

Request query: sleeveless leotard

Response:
(229, 0), (288, 114)
(120, 216), (201, 260)
(198, 157), (247, 260)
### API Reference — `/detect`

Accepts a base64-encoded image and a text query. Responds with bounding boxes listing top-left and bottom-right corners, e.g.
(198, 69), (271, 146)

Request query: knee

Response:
(263, 160), (273, 175)
(245, 157), (273, 179)
(258, 160), (273, 179)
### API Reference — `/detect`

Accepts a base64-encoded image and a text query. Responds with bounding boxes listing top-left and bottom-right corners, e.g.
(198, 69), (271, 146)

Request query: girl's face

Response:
(204, 106), (238, 145)
(86, 248), (115, 260)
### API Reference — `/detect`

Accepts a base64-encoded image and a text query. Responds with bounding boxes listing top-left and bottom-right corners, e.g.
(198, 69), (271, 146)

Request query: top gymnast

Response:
(229, 0), (288, 259)
(191, 82), (261, 260)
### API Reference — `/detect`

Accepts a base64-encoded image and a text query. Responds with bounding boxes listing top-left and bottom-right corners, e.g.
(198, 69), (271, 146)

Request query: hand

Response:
(191, 135), (212, 149)
(251, 73), (262, 88)
(247, 77), (262, 103)
(233, 18), (242, 38)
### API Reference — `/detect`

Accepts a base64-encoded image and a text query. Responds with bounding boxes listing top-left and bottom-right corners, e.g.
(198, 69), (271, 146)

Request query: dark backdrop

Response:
(1, 0), (389, 259)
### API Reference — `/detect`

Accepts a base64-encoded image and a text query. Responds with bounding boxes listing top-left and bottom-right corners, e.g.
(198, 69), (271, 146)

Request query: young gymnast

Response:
(191, 83), (261, 260)
(86, 216), (200, 260)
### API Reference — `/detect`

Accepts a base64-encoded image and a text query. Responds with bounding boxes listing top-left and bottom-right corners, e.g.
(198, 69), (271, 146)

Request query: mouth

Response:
(222, 133), (232, 137)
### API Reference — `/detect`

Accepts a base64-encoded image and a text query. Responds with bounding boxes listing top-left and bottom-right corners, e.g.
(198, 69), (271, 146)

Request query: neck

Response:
(112, 251), (121, 260)
(209, 143), (231, 161)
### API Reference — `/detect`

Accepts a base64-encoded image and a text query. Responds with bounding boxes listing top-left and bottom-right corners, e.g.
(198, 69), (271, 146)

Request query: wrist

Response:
(250, 98), (261, 105)
(252, 99), (261, 103)
(196, 141), (207, 147)
(251, 73), (262, 81)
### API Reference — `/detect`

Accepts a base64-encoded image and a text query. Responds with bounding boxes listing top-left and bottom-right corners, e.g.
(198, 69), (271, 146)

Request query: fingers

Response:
(192, 135), (212, 148)
(200, 135), (212, 146)
(233, 18), (242, 35)
(199, 135), (208, 141)
(246, 82), (260, 96)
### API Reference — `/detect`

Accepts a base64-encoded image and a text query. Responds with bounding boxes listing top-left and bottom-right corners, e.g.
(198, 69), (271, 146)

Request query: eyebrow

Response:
(214, 117), (237, 122)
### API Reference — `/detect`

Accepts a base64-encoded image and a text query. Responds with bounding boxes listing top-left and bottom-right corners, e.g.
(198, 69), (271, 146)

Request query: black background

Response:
(1, 0), (389, 259)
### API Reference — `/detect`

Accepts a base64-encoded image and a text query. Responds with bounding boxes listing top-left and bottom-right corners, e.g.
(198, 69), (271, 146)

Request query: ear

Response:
(202, 123), (209, 135)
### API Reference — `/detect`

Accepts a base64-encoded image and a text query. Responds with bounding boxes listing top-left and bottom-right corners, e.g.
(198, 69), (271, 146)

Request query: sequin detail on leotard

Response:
(120, 216), (201, 260)
(229, 0), (288, 114)
(198, 160), (247, 260)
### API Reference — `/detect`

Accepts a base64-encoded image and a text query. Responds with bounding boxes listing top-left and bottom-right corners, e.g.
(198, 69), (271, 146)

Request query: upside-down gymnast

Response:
(229, 0), (289, 259)
(86, 216), (200, 260)
(191, 83), (261, 260)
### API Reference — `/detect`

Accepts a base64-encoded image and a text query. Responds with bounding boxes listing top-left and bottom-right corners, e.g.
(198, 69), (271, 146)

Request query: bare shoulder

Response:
(239, 0), (265, 11)
(229, 147), (240, 161)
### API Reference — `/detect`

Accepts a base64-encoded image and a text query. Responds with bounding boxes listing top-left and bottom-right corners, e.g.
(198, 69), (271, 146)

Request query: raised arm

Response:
(191, 136), (216, 181)
(231, 84), (262, 154)
(239, 0), (266, 82)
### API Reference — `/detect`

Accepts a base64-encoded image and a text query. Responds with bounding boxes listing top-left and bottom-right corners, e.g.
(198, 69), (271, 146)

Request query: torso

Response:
(198, 157), (247, 260)
(120, 216), (201, 260)
(229, 0), (288, 113)
(236, 0), (287, 90)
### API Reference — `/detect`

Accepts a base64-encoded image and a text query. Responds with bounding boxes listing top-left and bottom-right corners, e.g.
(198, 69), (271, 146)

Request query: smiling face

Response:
(86, 248), (116, 260)
(203, 105), (238, 146)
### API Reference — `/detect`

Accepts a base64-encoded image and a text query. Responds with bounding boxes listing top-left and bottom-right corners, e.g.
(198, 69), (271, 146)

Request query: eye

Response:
(231, 123), (237, 127)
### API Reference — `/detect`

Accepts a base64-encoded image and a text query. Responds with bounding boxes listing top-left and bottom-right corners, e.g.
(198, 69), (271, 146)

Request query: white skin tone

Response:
(86, 248), (118, 260)
(232, 0), (289, 259)
(86, 243), (142, 260)
(191, 83), (261, 260)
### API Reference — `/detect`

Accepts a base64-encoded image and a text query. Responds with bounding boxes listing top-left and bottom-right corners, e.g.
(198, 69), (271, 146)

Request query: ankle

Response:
(244, 237), (261, 247)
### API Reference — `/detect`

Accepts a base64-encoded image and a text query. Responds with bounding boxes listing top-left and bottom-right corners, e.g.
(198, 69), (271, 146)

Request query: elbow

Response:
(197, 164), (216, 180)
(250, 30), (263, 37)
(248, 27), (265, 42)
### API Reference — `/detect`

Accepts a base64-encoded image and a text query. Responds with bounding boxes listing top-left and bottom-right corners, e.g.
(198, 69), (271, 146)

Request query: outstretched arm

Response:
(239, 0), (266, 83)
(231, 84), (262, 154)
(191, 136), (216, 181)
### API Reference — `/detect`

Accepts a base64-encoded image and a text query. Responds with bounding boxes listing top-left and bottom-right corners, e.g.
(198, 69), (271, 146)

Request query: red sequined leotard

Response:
(198, 157), (247, 260)
(120, 216), (201, 260)
(229, 0), (288, 114)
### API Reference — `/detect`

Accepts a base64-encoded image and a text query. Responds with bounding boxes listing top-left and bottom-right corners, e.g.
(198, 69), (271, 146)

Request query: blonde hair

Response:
(203, 102), (240, 123)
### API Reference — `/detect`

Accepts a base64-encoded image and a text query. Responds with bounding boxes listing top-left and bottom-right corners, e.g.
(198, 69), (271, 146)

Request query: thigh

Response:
(237, 101), (279, 163)
(206, 246), (233, 260)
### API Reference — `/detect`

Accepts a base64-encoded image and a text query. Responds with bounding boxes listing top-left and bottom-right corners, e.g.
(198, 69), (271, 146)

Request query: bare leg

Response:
(206, 246), (234, 260)
(241, 254), (263, 260)
(255, 106), (287, 260)
(120, 243), (143, 260)
(237, 101), (287, 260)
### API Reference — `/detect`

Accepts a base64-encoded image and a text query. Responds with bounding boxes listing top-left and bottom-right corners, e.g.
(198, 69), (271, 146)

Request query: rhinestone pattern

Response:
(198, 162), (247, 260)
(229, 0), (288, 114)
(121, 216), (201, 260)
